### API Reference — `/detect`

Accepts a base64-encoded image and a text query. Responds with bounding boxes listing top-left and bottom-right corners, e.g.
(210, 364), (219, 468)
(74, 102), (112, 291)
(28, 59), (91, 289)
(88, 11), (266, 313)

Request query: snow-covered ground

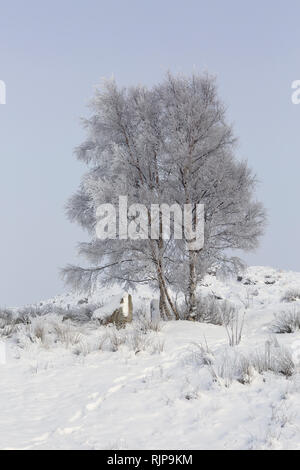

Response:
(1, 266), (300, 450)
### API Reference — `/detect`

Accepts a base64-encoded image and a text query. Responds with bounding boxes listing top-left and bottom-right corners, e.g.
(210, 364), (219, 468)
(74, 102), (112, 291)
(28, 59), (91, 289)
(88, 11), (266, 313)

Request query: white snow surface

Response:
(1, 266), (300, 450)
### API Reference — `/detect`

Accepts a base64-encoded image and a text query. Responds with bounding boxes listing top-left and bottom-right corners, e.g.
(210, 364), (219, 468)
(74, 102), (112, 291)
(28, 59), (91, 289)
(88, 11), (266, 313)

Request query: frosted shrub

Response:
(209, 338), (294, 388)
(271, 309), (300, 334)
(129, 328), (164, 355)
(32, 321), (47, 343)
(150, 338), (165, 354)
(12, 303), (100, 327)
(15, 319), (51, 348)
(0, 323), (17, 338)
(217, 351), (254, 387)
(73, 340), (92, 356)
(15, 305), (53, 324)
(104, 326), (127, 352)
(281, 289), (300, 303)
(188, 295), (236, 326)
(0, 308), (17, 337)
(188, 342), (215, 367)
(136, 308), (162, 333)
(0, 308), (14, 324)
(220, 301), (238, 326)
(103, 323), (164, 354)
(61, 303), (100, 323)
(53, 321), (83, 348)
(252, 338), (295, 377)
(224, 311), (246, 346)
(129, 328), (150, 353)
(192, 295), (220, 323)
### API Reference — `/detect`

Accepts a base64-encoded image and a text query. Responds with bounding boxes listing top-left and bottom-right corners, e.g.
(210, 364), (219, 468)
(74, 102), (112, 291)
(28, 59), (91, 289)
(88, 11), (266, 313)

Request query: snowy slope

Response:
(1, 266), (300, 450)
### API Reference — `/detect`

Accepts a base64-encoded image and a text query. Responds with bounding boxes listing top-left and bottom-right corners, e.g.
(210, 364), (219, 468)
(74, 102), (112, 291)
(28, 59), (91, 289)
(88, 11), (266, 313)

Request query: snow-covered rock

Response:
(93, 293), (133, 326)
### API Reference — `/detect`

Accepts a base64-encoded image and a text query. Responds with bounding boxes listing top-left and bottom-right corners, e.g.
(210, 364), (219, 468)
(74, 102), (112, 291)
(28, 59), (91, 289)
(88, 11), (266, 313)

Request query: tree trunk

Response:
(188, 250), (197, 318)
(149, 210), (180, 321)
(160, 272), (180, 320)
(158, 281), (172, 320)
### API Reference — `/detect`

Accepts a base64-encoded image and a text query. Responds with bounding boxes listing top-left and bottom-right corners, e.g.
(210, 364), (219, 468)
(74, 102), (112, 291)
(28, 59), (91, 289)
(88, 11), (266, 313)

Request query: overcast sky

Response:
(1, 0), (300, 306)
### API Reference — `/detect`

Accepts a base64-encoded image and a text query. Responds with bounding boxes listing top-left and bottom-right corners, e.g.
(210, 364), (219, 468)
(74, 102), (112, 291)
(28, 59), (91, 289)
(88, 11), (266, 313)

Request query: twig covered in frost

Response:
(224, 311), (246, 346)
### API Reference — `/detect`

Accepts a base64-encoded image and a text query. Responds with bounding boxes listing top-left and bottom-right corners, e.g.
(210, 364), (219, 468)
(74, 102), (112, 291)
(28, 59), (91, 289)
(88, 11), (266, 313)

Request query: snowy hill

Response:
(1, 266), (300, 450)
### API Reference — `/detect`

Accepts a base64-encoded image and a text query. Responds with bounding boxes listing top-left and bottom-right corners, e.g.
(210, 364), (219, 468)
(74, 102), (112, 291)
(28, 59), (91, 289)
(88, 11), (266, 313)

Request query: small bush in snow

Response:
(11, 303), (100, 327)
(150, 338), (165, 354)
(129, 328), (151, 353)
(281, 289), (300, 303)
(18, 321), (48, 347)
(252, 338), (295, 377)
(271, 309), (300, 334)
(53, 321), (83, 348)
(61, 303), (99, 323)
(16, 305), (53, 323)
(0, 308), (17, 337)
(188, 342), (215, 367)
(224, 311), (246, 346)
(103, 323), (164, 354)
(104, 326), (127, 352)
(238, 288), (257, 310)
(136, 308), (162, 333)
(216, 351), (254, 387)
(186, 295), (236, 326)
(73, 340), (92, 356)
(207, 338), (295, 387)
(32, 321), (47, 343)
(0, 323), (18, 338)
(0, 308), (14, 324)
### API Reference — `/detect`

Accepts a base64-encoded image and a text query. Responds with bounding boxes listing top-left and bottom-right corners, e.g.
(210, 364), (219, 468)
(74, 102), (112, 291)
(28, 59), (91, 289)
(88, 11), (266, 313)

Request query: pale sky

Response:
(1, 0), (300, 305)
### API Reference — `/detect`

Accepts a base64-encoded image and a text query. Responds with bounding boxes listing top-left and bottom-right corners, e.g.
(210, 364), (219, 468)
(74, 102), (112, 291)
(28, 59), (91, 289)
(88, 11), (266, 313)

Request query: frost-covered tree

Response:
(155, 74), (266, 316)
(63, 81), (180, 319)
(63, 73), (266, 319)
